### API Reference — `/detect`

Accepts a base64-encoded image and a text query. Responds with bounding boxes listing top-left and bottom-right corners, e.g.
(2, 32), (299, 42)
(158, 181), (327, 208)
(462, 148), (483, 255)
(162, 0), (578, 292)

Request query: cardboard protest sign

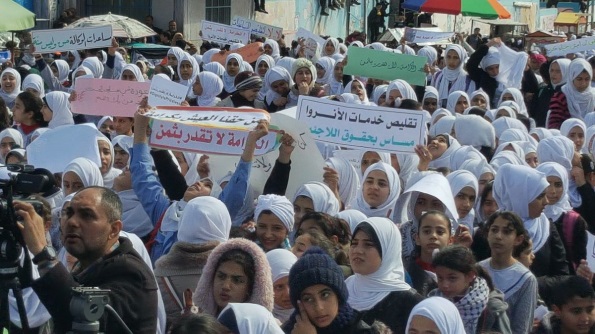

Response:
(231, 16), (283, 40)
(344, 46), (427, 85)
(404, 27), (454, 44)
(71, 78), (150, 117)
(543, 36), (595, 57)
(148, 75), (187, 107)
(211, 42), (264, 65)
(33, 26), (113, 52)
(201, 20), (250, 45)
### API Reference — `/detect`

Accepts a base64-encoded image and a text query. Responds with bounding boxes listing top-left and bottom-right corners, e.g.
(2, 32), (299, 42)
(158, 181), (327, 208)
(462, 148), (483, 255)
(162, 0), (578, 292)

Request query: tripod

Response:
(0, 275), (30, 333)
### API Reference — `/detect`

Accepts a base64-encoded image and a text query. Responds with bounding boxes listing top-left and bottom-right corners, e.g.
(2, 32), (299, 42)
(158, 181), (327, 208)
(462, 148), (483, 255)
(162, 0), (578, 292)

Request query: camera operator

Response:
(14, 186), (158, 333)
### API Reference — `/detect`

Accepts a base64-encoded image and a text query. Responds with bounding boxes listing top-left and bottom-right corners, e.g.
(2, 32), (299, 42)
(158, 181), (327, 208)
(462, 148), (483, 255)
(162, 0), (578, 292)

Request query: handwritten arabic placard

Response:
(543, 36), (595, 57)
(231, 16), (283, 40)
(587, 231), (595, 272)
(201, 20), (250, 46)
(71, 78), (150, 117)
(148, 75), (187, 107)
(296, 96), (426, 154)
(296, 27), (326, 46)
(143, 106), (270, 131)
(211, 42), (263, 65)
(404, 28), (454, 44)
(33, 26), (113, 53)
(148, 118), (279, 156)
(344, 46), (427, 85)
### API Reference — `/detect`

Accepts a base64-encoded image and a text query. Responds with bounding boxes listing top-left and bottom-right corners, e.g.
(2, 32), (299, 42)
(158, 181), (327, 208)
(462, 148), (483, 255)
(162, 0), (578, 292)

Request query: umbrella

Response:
(402, 0), (511, 19)
(0, 0), (36, 32)
(65, 12), (156, 39)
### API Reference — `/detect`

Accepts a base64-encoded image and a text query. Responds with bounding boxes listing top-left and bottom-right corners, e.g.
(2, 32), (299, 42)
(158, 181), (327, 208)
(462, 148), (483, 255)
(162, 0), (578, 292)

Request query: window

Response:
(85, 0), (152, 22)
(206, 0), (231, 25)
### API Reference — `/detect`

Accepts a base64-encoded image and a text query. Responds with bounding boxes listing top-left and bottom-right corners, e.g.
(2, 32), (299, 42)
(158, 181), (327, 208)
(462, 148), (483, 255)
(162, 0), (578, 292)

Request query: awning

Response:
(0, 0), (36, 32)
(554, 12), (582, 25)
(472, 18), (528, 26)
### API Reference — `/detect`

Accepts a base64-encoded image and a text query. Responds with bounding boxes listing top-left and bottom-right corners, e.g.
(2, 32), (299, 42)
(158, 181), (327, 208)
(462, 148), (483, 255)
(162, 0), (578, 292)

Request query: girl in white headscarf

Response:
(263, 66), (293, 112)
(325, 157), (361, 209)
(385, 79), (417, 108)
(254, 194), (294, 251)
(492, 164), (569, 280)
(530, 127), (553, 142)
(549, 58), (595, 129)
(536, 162), (587, 272)
(346, 217), (423, 333)
(22, 73), (45, 98)
(371, 84), (387, 106)
(177, 53), (199, 96)
(405, 296), (465, 333)
(417, 46), (439, 84)
(202, 62), (225, 78)
(292, 181), (340, 224)
(37, 58), (70, 92)
(119, 64), (145, 82)
(97, 134), (122, 188)
(428, 134), (461, 169)
(263, 38), (281, 61)
(533, 59), (571, 127)
(431, 44), (475, 108)
(453, 114), (496, 152)
(61, 157), (104, 195)
(81, 57), (104, 79)
(585, 112), (595, 127)
(191, 71), (223, 107)
(430, 115), (455, 137)
(218, 303), (283, 334)
(255, 54), (275, 102)
(0, 68), (22, 109)
(323, 38), (340, 57)
(329, 57), (345, 96)
(42, 91), (74, 129)
(344, 79), (370, 104)
(350, 162), (400, 218)
(498, 87), (528, 116)
(446, 170), (479, 234)
(315, 56), (335, 87)
(470, 89), (490, 110)
(0, 128), (24, 163)
(560, 118), (587, 152)
(222, 53), (244, 98)
(265, 249), (298, 323)
(446, 91), (469, 114)
(430, 108), (451, 125)
(422, 86), (439, 114)
(587, 125), (595, 157)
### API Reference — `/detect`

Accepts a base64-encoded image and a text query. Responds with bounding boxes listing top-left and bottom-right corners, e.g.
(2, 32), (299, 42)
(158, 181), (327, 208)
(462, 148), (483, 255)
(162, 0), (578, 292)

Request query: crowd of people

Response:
(2, 9), (595, 334)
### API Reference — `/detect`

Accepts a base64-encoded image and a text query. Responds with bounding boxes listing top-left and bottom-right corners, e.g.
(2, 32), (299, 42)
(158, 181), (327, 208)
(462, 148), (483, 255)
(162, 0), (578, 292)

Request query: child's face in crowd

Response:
(414, 193), (445, 221)
(487, 217), (523, 256)
(415, 214), (451, 259)
(546, 176), (564, 205)
(293, 196), (314, 224)
(516, 239), (535, 268)
(273, 276), (292, 309)
(212, 261), (250, 311)
(292, 234), (312, 258)
(363, 170), (390, 208)
(256, 212), (288, 252)
(435, 266), (475, 299)
(454, 186), (476, 219)
(481, 191), (498, 220)
(300, 284), (339, 328)
(349, 230), (382, 276)
(553, 296), (595, 334)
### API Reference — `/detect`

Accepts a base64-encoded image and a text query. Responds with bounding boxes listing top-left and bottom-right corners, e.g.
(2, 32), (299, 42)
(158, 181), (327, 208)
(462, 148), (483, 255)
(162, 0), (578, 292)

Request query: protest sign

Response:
(231, 16), (283, 40)
(27, 124), (101, 173)
(71, 78), (150, 117)
(404, 27), (454, 44)
(543, 36), (595, 57)
(32, 26), (113, 53)
(296, 96), (427, 154)
(201, 20), (250, 45)
(143, 106), (270, 130)
(296, 27), (326, 46)
(0, 51), (10, 63)
(209, 112), (325, 201)
(344, 46), (427, 85)
(211, 42), (264, 65)
(148, 75), (188, 107)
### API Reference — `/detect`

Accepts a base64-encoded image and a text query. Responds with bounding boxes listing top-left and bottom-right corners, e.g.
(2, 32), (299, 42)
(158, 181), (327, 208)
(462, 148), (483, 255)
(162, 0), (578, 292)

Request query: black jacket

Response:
(359, 289), (424, 334)
(576, 183), (595, 232)
(531, 83), (560, 127)
(32, 238), (158, 333)
(466, 45), (499, 106)
(405, 258), (437, 297)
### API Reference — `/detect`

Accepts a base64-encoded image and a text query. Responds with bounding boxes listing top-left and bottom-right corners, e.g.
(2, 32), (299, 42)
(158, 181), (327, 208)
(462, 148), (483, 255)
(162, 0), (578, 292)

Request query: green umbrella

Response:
(0, 0), (35, 32)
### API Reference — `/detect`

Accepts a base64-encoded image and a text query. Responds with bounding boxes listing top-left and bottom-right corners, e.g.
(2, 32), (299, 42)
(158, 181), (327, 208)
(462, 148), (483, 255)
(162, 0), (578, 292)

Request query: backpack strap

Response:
(145, 210), (167, 252)
(160, 276), (184, 310)
(563, 210), (581, 268)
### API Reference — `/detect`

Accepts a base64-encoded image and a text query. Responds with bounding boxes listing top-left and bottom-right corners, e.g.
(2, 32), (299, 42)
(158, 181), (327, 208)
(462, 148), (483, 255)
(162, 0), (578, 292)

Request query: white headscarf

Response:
(329, 56), (345, 96)
(350, 162), (400, 218)
(470, 89), (491, 109)
(276, 57), (296, 75)
(62, 157), (104, 189)
(346, 217), (411, 311)
(395, 153), (420, 188)
(480, 44), (527, 89)
(446, 91), (469, 114)
(44, 91), (74, 129)
(561, 58), (595, 119)
(418, 46), (438, 66)
(560, 118), (587, 150)
(371, 85), (388, 106)
(405, 297), (465, 333)
(293, 182), (340, 216)
(203, 61), (225, 77)
(264, 66), (293, 105)
(449, 146), (486, 171)
(118, 189), (153, 237)
(493, 164), (550, 252)
(111, 135), (133, 166)
(536, 162), (574, 222)
(499, 128), (538, 147)
(587, 125), (595, 157)
(218, 303), (284, 334)
(498, 87), (527, 116)
(52, 59), (70, 83)
(177, 196), (231, 244)
(315, 56), (335, 85)
(81, 57), (104, 79)
(447, 170), (479, 232)
(266, 248), (297, 322)
(336, 209), (368, 233)
(429, 115), (456, 137)
(223, 53), (244, 93)
(326, 157), (361, 208)
(496, 105), (517, 119)
(430, 108), (451, 125)
(0, 128), (24, 159)
(96, 135), (122, 188)
(551, 58), (571, 89)
(196, 71), (223, 107)
(454, 114), (496, 149)
(255, 54), (275, 100)
(585, 112), (595, 127)
(386, 79), (417, 102)
(530, 127), (553, 142)
(177, 52), (199, 90)
(264, 39), (281, 61)
(22, 73), (45, 98)
(167, 46), (185, 65)
(423, 86), (439, 104)
(0, 68), (22, 107)
(537, 135), (582, 207)
(492, 117), (527, 139)
(432, 44), (470, 102)
(344, 79), (369, 103)
(119, 63), (145, 82)
(323, 37), (340, 57)
(429, 134), (462, 168)
(254, 194), (295, 232)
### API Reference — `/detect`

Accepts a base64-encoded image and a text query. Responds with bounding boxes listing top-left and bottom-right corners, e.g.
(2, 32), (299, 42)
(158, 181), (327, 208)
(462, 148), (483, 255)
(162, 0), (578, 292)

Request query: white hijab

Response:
(22, 73), (45, 98)
(561, 58), (595, 119)
(386, 79), (417, 103)
(196, 71), (223, 107)
(52, 59), (71, 83)
(118, 189), (153, 237)
(585, 112), (595, 127)
(432, 44), (470, 102)
(336, 209), (368, 234)
(351, 162), (400, 218)
(263, 66), (293, 105)
(264, 39), (281, 61)
(256, 54), (276, 100)
(395, 153), (420, 188)
(447, 170), (479, 233)
(218, 303), (283, 334)
(492, 117), (527, 139)
(344, 79), (369, 104)
(372, 85), (388, 106)
(493, 164), (550, 252)
(429, 134), (461, 168)
(223, 53), (244, 93)
(45, 91), (74, 129)
(446, 91), (469, 114)
(480, 44), (527, 89)
(329, 56), (345, 96)
(536, 162), (574, 222)
(586, 125), (595, 157)
(119, 63), (145, 82)
(81, 57), (104, 79)
(266, 249), (298, 322)
(315, 56), (335, 85)
(177, 52), (199, 92)
(293, 181), (340, 216)
(498, 87), (528, 116)
(62, 157), (104, 190)
(551, 58), (571, 90)
(177, 196), (231, 244)
(0, 128), (24, 161)
(203, 61), (225, 77)
(0, 68), (22, 107)
(405, 297), (465, 333)
(96, 135), (122, 189)
(326, 157), (361, 208)
(470, 89), (491, 109)
(429, 116), (456, 137)
(560, 118), (587, 151)
(346, 217), (411, 311)
(453, 114), (496, 149)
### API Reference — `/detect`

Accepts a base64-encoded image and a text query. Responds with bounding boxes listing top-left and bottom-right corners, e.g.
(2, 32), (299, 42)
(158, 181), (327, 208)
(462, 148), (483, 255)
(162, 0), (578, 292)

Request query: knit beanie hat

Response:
(234, 71), (263, 91)
(291, 58), (317, 86)
(289, 247), (348, 308)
